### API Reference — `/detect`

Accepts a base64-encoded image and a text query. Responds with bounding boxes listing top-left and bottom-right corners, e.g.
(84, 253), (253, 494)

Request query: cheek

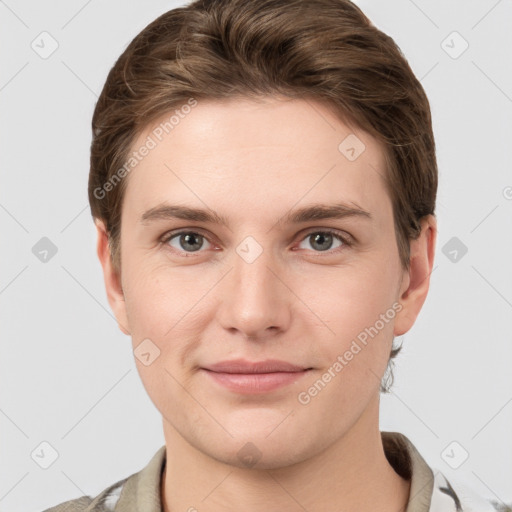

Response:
(122, 257), (200, 337)
(122, 261), (213, 384)
(123, 263), (203, 411)
(296, 261), (400, 337)
(292, 261), (400, 392)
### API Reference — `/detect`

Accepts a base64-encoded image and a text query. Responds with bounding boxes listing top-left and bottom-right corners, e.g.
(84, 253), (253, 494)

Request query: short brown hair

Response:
(88, 0), (437, 392)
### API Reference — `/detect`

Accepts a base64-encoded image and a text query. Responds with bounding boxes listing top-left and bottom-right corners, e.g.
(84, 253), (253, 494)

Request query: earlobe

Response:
(394, 215), (437, 336)
(95, 219), (131, 335)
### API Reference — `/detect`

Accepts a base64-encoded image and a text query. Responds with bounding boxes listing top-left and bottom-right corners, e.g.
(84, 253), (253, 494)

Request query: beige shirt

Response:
(43, 431), (501, 512)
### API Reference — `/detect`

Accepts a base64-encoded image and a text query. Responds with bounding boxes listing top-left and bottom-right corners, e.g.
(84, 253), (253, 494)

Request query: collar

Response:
(114, 431), (435, 512)
(381, 431), (435, 512)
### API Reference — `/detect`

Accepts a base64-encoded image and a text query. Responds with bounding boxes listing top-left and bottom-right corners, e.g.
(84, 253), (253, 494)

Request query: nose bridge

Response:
(217, 234), (288, 337)
(232, 234), (280, 302)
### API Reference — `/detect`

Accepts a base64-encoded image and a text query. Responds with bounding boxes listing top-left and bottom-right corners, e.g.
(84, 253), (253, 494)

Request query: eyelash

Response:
(159, 228), (353, 257)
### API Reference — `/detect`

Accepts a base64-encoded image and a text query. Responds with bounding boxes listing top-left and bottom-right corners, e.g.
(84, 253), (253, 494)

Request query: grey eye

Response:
(167, 232), (211, 252)
(298, 232), (344, 252)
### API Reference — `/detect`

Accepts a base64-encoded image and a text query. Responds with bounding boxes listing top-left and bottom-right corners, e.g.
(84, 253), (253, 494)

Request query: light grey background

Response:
(1, 1), (511, 510)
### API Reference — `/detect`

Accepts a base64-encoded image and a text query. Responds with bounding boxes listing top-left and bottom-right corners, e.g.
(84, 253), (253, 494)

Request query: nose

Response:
(216, 244), (291, 341)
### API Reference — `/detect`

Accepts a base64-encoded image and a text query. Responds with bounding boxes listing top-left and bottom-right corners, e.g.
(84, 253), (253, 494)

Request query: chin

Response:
(210, 427), (319, 471)
(219, 442), (311, 471)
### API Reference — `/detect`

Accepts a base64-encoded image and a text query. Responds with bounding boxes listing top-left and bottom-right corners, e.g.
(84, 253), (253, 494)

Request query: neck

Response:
(161, 394), (411, 512)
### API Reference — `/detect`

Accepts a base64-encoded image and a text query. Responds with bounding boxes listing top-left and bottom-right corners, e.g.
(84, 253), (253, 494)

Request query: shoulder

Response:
(40, 445), (166, 512)
(41, 476), (127, 512)
(430, 469), (511, 512)
(381, 432), (510, 512)
(41, 495), (94, 512)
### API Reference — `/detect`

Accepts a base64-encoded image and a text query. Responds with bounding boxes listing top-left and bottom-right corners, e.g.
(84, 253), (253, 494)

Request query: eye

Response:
(296, 229), (350, 253)
(160, 228), (351, 257)
(162, 230), (213, 255)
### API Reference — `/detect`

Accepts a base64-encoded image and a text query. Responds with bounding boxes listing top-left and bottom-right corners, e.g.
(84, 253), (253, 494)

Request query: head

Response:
(91, 0), (437, 468)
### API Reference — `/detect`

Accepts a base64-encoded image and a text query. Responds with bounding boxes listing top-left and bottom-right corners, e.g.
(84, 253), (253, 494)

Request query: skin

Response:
(96, 96), (436, 512)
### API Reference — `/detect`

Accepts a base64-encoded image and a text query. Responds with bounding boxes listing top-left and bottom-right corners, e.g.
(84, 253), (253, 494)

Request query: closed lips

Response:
(202, 359), (312, 374)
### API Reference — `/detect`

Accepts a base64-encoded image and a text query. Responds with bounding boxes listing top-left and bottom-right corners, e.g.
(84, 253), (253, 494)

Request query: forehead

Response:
(122, 96), (390, 223)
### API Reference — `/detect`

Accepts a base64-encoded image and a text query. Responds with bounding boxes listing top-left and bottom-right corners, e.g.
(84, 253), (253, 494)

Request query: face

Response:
(97, 96), (434, 469)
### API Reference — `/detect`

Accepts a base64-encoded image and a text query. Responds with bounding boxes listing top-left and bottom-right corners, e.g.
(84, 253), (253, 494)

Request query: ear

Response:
(95, 219), (131, 335)
(394, 215), (437, 336)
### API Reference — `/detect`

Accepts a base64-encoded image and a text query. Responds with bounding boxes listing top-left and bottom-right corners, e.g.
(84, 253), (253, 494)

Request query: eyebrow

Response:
(140, 202), (372, 228)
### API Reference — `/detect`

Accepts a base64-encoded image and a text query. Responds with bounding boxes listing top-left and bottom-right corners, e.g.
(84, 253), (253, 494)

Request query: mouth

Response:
(200, 359), (313, 394)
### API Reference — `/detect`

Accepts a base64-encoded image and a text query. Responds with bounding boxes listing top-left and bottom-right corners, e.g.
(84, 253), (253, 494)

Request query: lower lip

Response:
(201, 369), (311, 393)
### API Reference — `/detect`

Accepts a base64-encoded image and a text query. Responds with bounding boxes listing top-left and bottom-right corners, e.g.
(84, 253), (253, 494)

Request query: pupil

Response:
(312, 233), (332, 251)
(182, 233), (202, 252)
